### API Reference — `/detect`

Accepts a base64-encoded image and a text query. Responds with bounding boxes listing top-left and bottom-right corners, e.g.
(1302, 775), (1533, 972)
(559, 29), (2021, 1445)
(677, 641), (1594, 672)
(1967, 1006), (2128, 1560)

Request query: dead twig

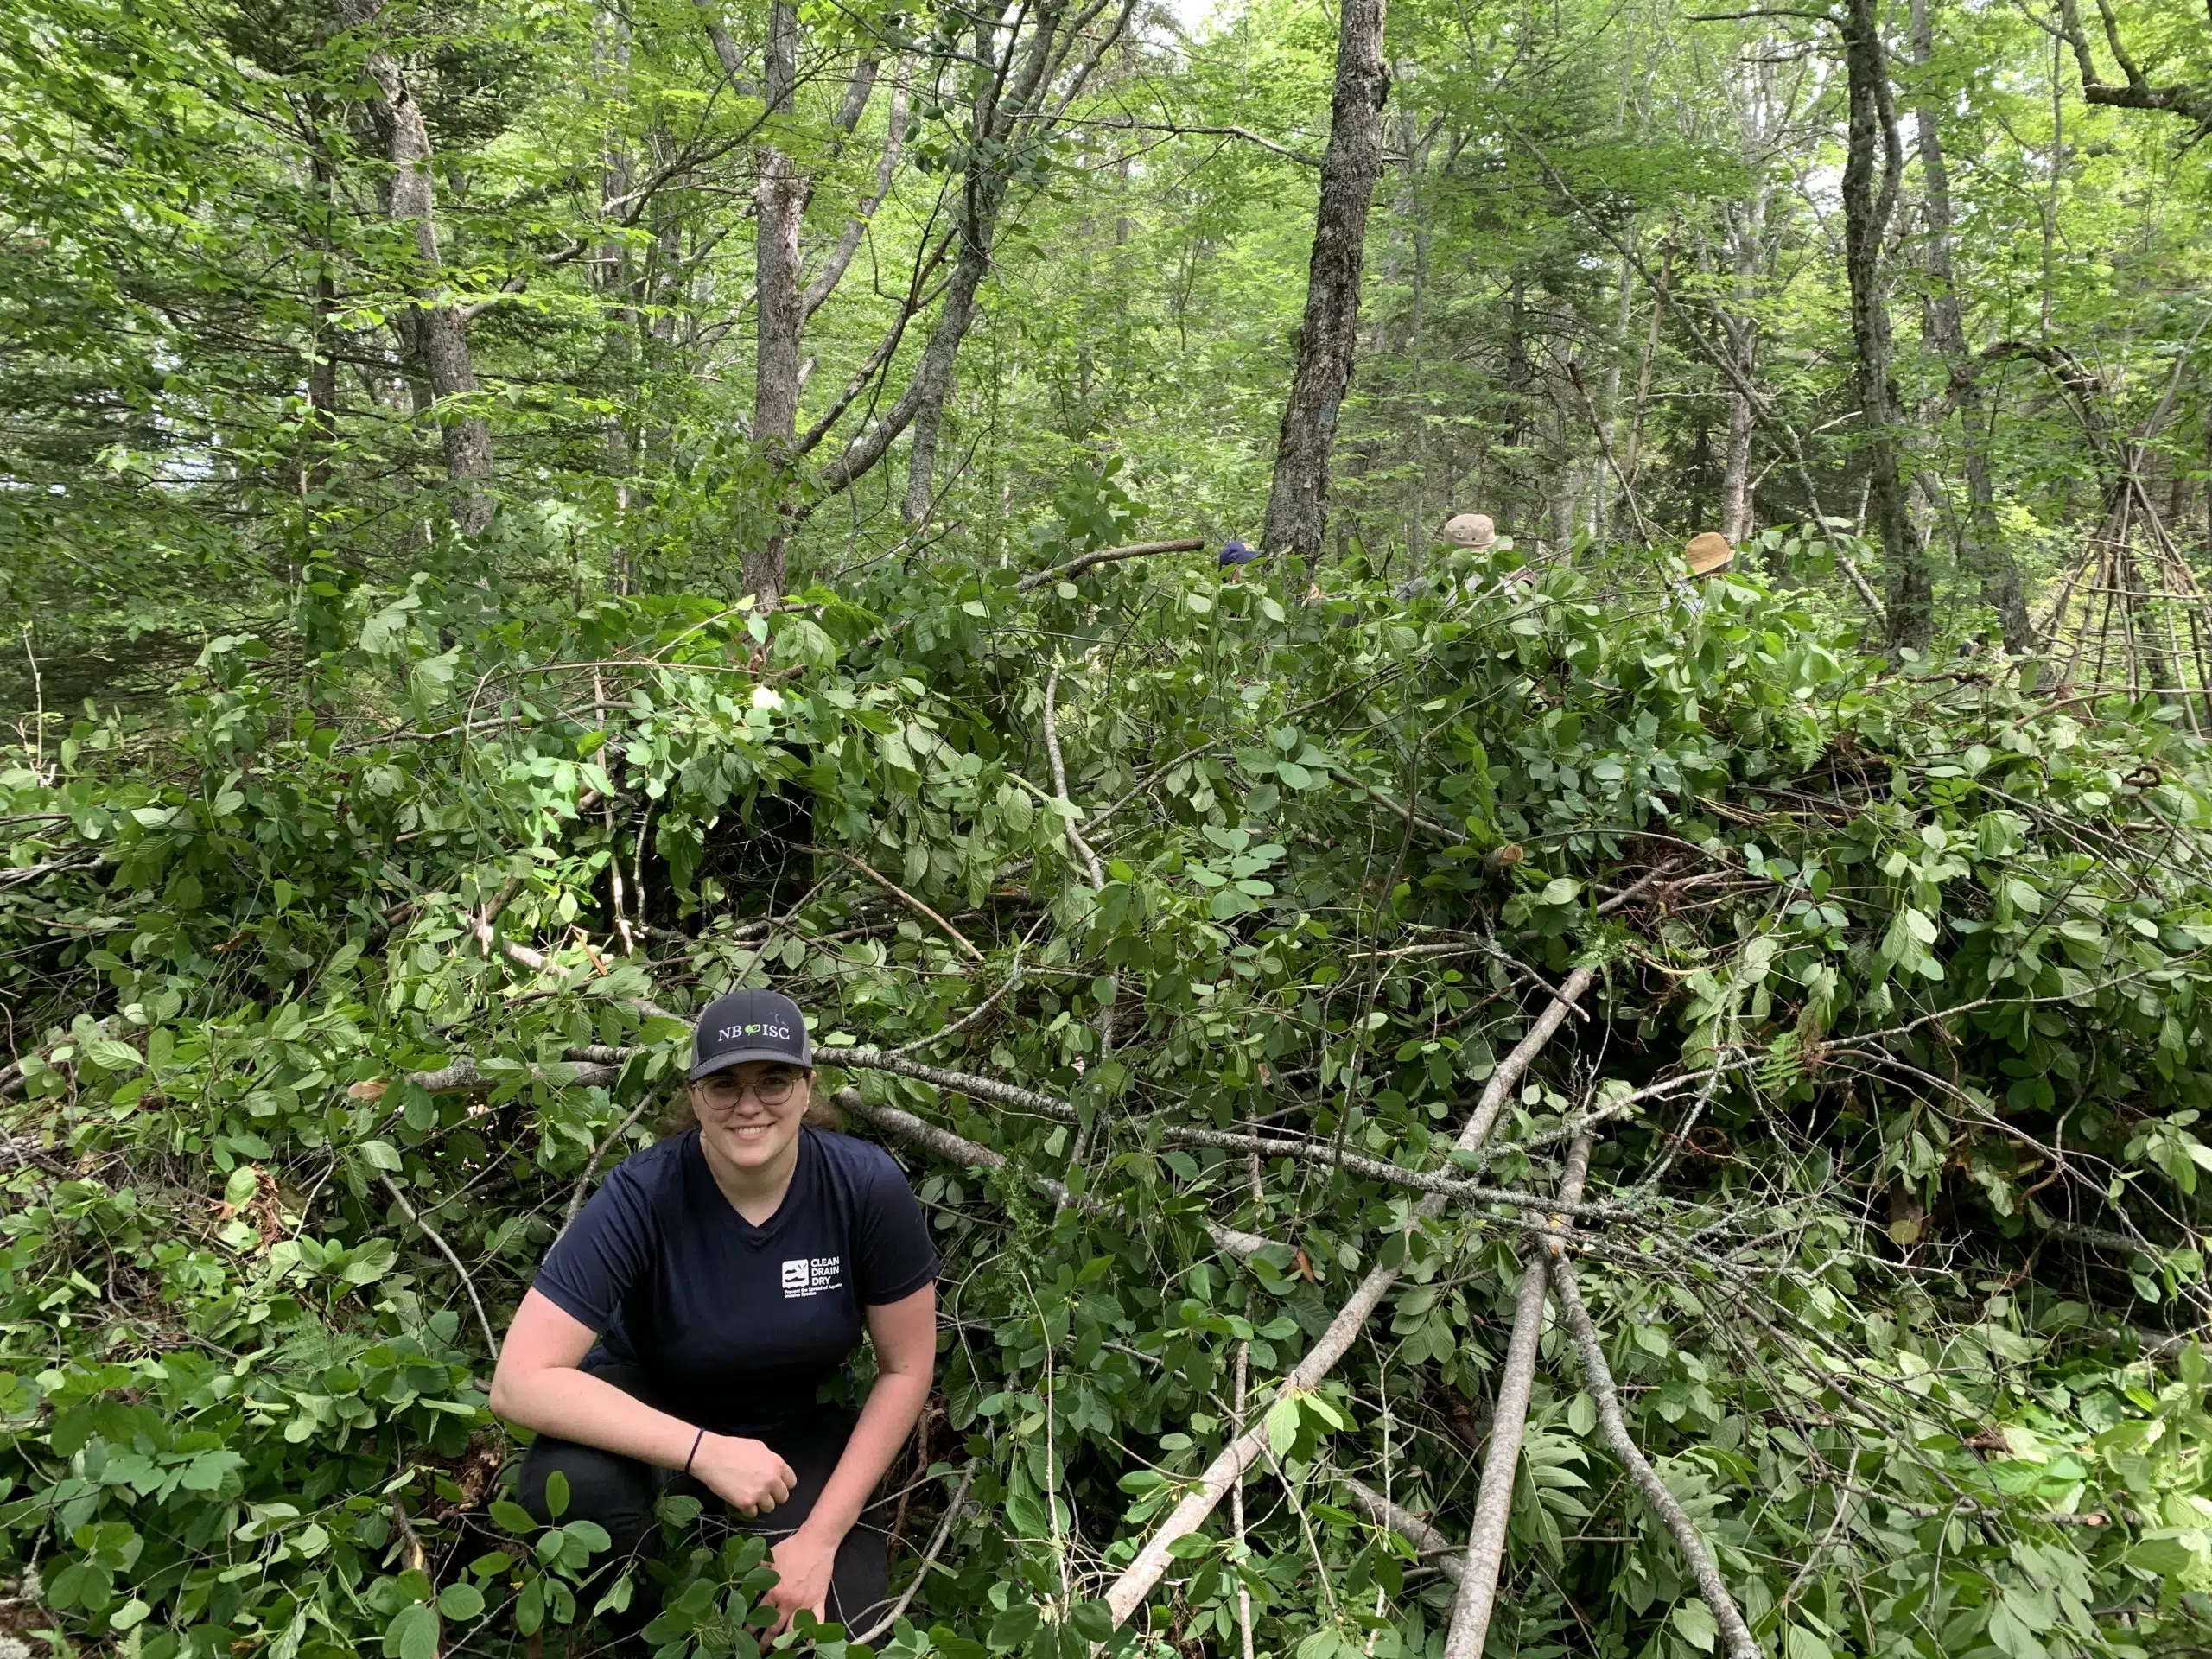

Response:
(378, 1172), (499, 1359)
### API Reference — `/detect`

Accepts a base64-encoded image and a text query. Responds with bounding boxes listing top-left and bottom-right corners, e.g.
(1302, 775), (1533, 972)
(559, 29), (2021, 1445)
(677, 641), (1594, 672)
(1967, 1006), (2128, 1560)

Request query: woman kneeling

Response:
(489, 988), (938, 1645)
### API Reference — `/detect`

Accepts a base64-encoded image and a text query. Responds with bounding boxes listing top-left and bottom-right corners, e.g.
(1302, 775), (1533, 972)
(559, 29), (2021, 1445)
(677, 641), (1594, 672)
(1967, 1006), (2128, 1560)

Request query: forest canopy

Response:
(3, 0), (2212, 1652)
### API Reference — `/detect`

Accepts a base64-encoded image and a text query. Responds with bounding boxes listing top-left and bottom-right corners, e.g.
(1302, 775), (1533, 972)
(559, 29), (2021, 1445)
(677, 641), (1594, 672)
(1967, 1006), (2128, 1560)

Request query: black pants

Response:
(515, 1378), (889, 1650)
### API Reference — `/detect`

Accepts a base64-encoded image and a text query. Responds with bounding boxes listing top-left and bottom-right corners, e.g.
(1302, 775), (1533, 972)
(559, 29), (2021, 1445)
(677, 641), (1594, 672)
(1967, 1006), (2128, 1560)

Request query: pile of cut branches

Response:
(3, 548), (2209, 1659)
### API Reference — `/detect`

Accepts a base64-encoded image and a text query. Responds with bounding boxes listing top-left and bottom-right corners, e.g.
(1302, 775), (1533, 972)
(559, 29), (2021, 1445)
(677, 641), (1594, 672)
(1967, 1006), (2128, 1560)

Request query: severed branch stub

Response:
(1100, 965), (1599, 1630)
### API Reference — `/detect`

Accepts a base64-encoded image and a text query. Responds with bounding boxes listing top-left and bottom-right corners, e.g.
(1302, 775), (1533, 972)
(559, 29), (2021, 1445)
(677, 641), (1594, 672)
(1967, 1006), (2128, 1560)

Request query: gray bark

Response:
(1439, 1135), (1595, 1659)
(1909, 0), (2033, 650)
(744, 0), (808, 605)
(1718, 196), (1763, 544)
(344, 0), (493, 533)
(1259, 0), (1389, 568)
(1840, 0), (1922, 648)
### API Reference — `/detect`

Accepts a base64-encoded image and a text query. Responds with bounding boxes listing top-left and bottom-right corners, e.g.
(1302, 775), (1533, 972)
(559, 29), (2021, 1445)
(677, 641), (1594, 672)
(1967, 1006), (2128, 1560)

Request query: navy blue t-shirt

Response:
(534, 1126), (938, 1434)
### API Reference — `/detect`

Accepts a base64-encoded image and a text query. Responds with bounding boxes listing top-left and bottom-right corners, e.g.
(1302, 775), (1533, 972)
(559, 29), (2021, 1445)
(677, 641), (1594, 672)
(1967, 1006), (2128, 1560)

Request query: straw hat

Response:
(1685, 531), (1734, 576)
(1440, 512), (1497, 550)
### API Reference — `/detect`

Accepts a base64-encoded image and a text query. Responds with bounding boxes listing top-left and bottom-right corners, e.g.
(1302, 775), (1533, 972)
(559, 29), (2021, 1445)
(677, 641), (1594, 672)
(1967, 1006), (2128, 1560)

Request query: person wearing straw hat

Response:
(1441, 512), (1497, 552)
(1676, 531), (1734, 617)
(1398, 512), (1509, 601)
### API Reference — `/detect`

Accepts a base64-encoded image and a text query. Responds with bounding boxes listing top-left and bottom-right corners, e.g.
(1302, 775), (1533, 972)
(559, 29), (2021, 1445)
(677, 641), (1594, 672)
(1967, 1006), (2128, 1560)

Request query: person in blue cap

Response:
(491, 988), (938, 1649)
(1218, 537), (1264, 581)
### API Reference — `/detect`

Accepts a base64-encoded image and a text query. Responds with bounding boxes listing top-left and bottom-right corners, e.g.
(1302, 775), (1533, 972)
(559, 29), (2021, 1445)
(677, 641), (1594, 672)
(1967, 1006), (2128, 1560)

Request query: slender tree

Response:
(340, 0), (495, 534)
(1260, 0), (1389, 567)
(1908, 0), (2032, 649)
(1839, 0), (1922, 647)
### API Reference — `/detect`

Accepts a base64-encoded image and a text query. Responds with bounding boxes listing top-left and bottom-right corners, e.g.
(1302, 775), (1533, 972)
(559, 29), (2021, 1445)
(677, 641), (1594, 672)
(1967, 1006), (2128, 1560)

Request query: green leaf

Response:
(1671, 1599), (1718, 1653)
(1265, 1395), (1302, 1460)
(359, 1140), (404, 1173)
(543, 1469), (570, 1521)
(340, 1239), (398, 1286)
(438, 1582), (486, 1620)
(489, 1501), (540, 1535)
(86, 1038), (143, 1071)
(385, 1602), (440, 1659)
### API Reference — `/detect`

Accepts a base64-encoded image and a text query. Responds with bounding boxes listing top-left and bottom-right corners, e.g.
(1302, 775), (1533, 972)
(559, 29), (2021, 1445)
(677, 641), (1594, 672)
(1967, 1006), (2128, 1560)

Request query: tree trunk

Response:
(1909, 0), (2033, 650)
(1259, 0), (1388, 568)
(343, 0), (494, 534)
(595, 3), (637, 589)
(893, 0), (1082, 524)
(1840, 0), (1921, 647)
(1718, 192), (1764, 543)
(743, 0), (809, 606)
(304, 126), (341, 505)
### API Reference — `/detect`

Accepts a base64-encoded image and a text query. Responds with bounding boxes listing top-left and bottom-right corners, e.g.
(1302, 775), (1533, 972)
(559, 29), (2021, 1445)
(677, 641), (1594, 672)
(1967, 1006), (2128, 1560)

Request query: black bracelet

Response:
(683, 1427), (706, 1475)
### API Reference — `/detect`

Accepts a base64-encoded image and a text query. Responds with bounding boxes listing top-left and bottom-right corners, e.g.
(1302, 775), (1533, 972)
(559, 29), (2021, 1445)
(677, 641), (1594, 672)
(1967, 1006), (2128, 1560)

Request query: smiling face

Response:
(689, 1059), (812, 1181)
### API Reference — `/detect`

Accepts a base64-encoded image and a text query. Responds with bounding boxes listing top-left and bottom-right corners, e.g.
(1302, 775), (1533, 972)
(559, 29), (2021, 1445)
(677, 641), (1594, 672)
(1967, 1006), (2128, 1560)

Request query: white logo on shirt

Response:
(781, 1255), (842, 1298)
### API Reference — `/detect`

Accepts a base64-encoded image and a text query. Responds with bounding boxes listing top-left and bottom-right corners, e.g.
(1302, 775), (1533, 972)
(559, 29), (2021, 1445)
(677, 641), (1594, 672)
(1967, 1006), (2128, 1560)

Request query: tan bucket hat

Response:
(1440, 512), (1497, 550)
(1685, 531), (1734, 576)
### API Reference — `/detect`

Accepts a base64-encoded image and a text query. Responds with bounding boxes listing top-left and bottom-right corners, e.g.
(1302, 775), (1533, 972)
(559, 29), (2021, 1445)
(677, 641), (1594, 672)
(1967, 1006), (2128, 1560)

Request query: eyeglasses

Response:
(695, 1071), (804, 1109)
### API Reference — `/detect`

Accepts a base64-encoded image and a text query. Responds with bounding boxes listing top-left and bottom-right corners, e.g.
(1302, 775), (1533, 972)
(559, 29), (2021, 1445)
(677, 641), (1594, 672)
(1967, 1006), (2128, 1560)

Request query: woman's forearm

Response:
(794, 1370), (932, 1547)
(493, 1366), (705, 1471)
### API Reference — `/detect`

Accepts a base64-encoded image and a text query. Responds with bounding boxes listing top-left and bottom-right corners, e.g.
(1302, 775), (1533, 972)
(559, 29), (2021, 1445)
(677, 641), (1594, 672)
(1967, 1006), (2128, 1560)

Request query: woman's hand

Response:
(691, 1433), (797, 1517)
(766, 1529), (839, 1636)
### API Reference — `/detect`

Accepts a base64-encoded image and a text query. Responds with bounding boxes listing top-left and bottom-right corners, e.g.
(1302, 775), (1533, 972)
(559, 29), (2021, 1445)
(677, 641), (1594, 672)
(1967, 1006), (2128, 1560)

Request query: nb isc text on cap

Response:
(690, 988), (814, 1080)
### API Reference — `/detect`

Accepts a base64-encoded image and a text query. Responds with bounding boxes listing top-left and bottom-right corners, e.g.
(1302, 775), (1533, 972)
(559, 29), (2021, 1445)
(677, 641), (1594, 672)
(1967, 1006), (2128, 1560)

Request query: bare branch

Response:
(1061, 115), (1324, 167)
(1550, 1251), (1762, 1659)
(850, 1460), (980, 1644)
(378, 1171), (499, 1358)
(1442, 1135), (1595, 1659)
(1337, 1475), (1465, 1582)
(804, 846), (985, 961)
(1014, 538), (1207, 591)
(835, 1090), (1271, 1258)
(804, 78), (909, 319)
(1102, 969), (1598, 1628)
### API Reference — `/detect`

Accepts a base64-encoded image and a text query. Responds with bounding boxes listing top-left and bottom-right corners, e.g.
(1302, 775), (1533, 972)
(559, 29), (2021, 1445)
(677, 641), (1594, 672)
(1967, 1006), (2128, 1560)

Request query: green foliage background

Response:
(4, 0), (2212, 1649)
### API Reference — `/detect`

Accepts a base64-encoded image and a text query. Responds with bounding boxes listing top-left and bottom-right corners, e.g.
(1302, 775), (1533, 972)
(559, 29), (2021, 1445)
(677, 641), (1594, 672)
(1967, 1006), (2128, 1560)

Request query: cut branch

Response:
(835, 1090), (1272, 1259)
(1014, 539), (1207, 591)
(1550, 1252), (1760, 1659)
(1338, 1475), (1465, 1582)
(1102, 968), (1598, 1629)
(1441, 1135), (1594, 1659)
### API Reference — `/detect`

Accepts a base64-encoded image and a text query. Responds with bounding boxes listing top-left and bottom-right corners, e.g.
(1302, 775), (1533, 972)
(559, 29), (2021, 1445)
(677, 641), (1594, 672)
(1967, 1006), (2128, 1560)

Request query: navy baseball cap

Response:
(690, 988), (814, 1079)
